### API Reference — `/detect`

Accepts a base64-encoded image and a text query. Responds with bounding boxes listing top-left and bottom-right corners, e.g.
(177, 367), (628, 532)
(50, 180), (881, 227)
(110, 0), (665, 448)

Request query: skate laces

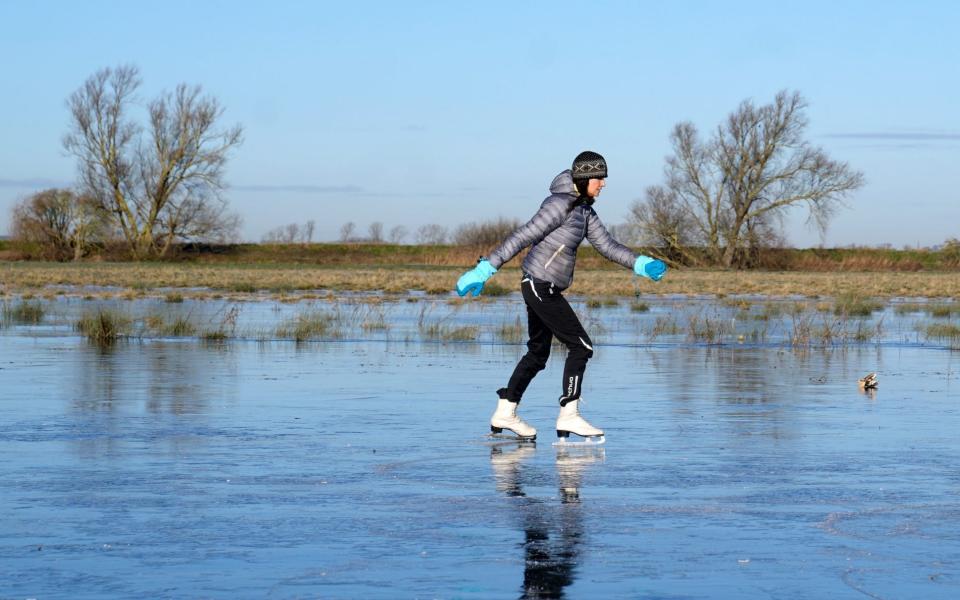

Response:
(570, 398), (586, 417)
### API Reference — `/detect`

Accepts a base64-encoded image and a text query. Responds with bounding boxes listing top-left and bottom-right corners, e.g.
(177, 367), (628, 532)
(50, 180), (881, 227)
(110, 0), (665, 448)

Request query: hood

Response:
(549, 169), (577, 196)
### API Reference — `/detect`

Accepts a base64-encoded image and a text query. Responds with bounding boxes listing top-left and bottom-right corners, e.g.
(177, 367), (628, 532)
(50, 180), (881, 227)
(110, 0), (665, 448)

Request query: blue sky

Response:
(1, 1), (957, 247)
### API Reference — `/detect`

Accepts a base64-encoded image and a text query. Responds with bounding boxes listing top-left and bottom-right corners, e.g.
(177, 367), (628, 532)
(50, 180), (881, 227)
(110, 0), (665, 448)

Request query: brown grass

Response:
(2, 262), (959, 299)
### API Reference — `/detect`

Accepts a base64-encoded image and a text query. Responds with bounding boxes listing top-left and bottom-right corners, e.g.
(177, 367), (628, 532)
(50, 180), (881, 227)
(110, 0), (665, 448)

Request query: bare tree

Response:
(262, 220), (317, 244)
(368, 221), (383, 243)
(629, 185), (702, 264)
(416, 224), (448, 245)
(340, 221), (356, 242)
(285, 223), (300, 244)
(606, 222), (641, 246)
(304, 220), (315, 243)
(630, 90), (864, 267)
(10, 189), (109, 260)
(63, 65), (243, 258)
(157, 193), (242, 247)
(452, 217), (520, 246)
(388, 225), (408, 244)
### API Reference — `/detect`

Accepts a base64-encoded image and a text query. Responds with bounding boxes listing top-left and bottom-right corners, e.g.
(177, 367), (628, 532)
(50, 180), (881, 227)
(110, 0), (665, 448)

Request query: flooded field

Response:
(2, 292), (959, 598)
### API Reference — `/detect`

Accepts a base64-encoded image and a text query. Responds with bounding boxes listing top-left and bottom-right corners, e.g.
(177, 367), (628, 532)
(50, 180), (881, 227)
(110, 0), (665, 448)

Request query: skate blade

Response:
(487, 432), (536, 441)
(552, 435), (605, 447)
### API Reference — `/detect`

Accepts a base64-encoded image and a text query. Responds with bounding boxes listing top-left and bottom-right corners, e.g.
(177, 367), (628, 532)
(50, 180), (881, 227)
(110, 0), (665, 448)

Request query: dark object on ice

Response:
(858, 373), (879, 390)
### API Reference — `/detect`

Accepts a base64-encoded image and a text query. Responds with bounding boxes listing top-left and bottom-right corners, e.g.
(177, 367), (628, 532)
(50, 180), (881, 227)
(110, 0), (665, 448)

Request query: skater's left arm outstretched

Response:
(585, 209), (668, 281)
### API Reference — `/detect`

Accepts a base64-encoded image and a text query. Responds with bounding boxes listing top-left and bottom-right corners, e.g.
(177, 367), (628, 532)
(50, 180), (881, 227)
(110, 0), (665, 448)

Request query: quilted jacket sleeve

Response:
(487, 196), (571, 269)
(585, 208), (636, 269)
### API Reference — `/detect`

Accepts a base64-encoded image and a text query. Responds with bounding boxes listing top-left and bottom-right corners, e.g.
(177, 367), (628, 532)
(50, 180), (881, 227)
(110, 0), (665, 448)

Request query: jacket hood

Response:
(549, 169), (577, 196)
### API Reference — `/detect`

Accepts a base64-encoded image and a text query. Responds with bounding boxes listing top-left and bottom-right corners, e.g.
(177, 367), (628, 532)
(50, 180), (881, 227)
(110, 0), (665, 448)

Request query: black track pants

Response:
(500, 276), (594, 405)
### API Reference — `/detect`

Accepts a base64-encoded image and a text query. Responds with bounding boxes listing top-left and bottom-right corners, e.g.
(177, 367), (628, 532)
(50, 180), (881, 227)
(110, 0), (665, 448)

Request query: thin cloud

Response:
(825, 132), (960, 141)
(232, 184), (365, 194)
(230, 184), (455, 199)
(0, 178), (69, 188)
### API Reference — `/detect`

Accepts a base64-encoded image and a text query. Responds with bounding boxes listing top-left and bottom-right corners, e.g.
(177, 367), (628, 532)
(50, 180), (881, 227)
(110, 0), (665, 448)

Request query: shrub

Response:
(76, 309), (130, 343)
(452, 217), (520, 247)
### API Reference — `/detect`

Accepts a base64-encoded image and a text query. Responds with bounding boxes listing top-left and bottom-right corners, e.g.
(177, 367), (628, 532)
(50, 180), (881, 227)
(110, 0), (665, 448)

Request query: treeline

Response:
(328, 217), (521, 246)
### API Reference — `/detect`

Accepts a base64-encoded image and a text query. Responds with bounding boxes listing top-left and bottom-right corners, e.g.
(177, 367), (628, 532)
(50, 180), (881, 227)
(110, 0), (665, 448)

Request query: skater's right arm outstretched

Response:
(455, 197), (570, 297)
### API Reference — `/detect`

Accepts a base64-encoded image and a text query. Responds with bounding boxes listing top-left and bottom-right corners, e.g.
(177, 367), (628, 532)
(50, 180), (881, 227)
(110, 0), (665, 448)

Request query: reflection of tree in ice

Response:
(69, 342), (239, 458)
(489, 444), (605, 599)
(73, 341), (236, 415)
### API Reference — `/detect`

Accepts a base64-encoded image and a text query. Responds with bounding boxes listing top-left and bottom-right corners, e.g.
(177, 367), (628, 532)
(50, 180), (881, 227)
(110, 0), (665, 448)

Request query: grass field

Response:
(1, 261), (957, 299)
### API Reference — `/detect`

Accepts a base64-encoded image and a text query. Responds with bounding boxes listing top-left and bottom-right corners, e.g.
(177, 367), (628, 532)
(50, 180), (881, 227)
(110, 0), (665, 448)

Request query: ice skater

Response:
(456, 151), (667, 444)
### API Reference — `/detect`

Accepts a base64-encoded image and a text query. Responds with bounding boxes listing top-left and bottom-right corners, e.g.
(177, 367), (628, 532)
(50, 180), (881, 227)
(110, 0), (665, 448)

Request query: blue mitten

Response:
(456, 259), (498, 297)
(633, 255), (667, 282)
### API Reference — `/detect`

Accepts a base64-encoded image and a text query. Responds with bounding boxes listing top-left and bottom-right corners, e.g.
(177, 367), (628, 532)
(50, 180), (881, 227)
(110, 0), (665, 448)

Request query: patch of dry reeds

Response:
(3, 262), (960, 299)
(2, 300), (45, 325)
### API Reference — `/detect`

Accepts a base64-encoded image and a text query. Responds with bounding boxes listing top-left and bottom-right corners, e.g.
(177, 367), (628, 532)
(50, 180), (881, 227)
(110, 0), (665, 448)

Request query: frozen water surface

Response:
(1, 295), (959, 598)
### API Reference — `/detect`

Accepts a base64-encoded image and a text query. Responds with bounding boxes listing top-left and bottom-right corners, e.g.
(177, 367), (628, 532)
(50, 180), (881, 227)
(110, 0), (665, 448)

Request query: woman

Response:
(456, 151), (667, 443)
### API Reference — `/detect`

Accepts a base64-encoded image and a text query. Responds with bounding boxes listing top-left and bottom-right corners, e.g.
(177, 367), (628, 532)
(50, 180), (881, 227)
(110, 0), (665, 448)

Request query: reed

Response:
(201, 306), (242, 341)
(496, 316), (525, 343)
(2, 300), (45, 325)
(926, 323), (960, 340)
(754, 302), (783, 321)
(360, 307), (389, 331)
(164, 317), (197, 337)
(686, 313), (733, 343)
(894, 302), (925, 315)
(928, 303), (960, 318)
(276, 310), (335, 342)
(76, 309), (131, 343)
(833, 291), (884, 317)
(648, 315), (680, 339)
(420, 323), (479, 341)
(482, 281), (511, 297)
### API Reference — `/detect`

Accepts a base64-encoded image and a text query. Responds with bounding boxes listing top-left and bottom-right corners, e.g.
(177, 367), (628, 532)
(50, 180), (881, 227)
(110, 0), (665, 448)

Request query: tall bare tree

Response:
(630, 90), (864, 267)
(63, 65), (243, 258)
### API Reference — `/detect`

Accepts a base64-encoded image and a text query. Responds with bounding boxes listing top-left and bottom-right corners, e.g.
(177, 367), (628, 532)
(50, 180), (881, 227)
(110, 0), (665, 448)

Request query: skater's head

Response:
(571, 151), (607, 199)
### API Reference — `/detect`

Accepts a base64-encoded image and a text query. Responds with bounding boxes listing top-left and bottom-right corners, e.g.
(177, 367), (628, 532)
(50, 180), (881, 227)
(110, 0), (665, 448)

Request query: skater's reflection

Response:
(489, 444), (605, 599)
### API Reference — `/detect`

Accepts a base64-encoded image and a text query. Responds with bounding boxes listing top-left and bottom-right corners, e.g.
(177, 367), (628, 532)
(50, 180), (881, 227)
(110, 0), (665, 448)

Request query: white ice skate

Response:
(554, 399), (605, 446)
(489, 398), (537, 441)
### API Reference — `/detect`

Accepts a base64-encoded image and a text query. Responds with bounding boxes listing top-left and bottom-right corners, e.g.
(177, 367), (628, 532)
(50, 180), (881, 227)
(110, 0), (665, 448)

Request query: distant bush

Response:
(416, 224), (448, 245)
(10, 188), (109, 261)
(452, 217), (520, 247)
(943, 238), (960, 266)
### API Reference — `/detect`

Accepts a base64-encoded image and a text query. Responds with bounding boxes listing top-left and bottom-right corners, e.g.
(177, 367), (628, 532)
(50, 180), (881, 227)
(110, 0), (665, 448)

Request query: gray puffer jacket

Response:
(488, 170), (636, 290)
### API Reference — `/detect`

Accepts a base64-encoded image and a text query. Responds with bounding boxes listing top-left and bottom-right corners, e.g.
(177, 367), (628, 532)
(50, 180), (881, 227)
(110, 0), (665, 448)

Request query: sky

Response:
(1, 0), (957, 248)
